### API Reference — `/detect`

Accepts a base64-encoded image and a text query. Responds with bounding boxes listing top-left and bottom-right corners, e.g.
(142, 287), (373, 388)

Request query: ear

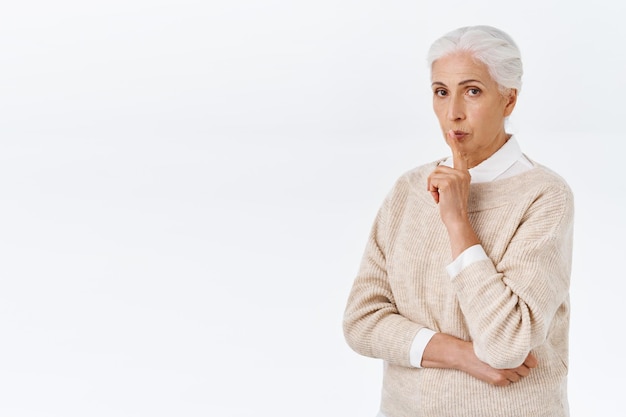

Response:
(503, 88), (518, 117)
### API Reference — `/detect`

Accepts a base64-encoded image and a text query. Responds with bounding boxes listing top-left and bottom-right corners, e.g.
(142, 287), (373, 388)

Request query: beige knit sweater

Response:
(343, 160), (574, 417)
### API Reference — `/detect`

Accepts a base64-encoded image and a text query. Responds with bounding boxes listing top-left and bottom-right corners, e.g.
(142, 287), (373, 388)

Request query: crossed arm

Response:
(421, 333), (537, 386)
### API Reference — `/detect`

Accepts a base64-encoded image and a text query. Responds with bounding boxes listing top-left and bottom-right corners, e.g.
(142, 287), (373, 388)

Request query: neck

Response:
(467, 132), (511, 169)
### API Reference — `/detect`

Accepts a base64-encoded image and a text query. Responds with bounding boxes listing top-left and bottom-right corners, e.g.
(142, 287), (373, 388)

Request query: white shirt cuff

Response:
(409, 328), (437, 368)
(446, 244), (488, 278)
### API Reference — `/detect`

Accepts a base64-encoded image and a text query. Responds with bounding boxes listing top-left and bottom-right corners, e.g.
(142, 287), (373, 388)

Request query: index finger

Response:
(446, 129), (468, 171)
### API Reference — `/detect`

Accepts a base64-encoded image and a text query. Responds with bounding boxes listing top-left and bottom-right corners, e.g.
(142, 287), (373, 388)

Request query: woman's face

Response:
(431, 52), (517, 168)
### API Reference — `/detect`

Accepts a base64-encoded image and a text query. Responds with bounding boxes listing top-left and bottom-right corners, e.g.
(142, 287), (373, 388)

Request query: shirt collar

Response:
(440, 135), (524, 183)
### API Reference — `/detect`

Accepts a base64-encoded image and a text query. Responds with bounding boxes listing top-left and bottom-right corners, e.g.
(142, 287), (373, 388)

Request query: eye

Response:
(467, 88), (481, 96)
(434, 89), (448, 97)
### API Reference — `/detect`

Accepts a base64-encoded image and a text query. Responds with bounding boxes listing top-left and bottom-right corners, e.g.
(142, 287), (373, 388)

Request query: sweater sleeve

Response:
(451, 184), (574, 369)
(343, 195), (425, 367)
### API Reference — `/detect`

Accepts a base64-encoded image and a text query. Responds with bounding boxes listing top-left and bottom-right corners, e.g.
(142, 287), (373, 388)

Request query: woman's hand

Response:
(427, 130), (480, 257)
(421, 333), (538, 387)
(457, 343), (538, 387)
(427, 130), (471, 213)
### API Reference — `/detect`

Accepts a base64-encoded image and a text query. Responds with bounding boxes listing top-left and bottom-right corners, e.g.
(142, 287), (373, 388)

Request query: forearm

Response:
(421, 332), (538, 386)
(445, 217), (480, 259)
(420, 332), (468, 369)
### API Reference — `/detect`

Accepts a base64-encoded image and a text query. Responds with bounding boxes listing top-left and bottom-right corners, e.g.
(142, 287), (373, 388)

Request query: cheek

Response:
(432, 102), (446, 122)
(469, 107), (500, 128)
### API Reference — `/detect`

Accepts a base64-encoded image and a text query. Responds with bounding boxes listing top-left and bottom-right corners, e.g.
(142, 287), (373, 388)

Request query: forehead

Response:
(431, 52), (493, 84)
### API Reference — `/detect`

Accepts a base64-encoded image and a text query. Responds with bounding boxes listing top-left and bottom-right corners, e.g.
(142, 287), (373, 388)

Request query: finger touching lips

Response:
(446, 130), (469, 171)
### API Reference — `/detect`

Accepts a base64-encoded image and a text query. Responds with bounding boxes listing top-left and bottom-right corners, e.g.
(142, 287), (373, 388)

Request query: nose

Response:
(447, 93), (465, 121)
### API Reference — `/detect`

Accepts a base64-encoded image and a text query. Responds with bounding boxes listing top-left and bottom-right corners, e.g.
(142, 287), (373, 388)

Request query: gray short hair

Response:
(427, 25), (523, 93)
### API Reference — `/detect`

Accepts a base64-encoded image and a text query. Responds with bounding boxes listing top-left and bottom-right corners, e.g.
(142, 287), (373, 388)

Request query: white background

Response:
(1, 1), (624, 416)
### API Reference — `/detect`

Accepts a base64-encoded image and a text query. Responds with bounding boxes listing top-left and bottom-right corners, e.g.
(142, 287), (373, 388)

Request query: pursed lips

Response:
(451, 130), (469, 140)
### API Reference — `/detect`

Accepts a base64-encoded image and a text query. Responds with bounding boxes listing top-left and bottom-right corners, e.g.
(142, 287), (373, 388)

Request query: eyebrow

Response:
(431, 79), (486, 87)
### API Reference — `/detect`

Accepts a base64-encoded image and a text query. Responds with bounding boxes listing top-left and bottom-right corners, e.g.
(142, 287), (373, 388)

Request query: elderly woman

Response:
(343, 26), (574, 417)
